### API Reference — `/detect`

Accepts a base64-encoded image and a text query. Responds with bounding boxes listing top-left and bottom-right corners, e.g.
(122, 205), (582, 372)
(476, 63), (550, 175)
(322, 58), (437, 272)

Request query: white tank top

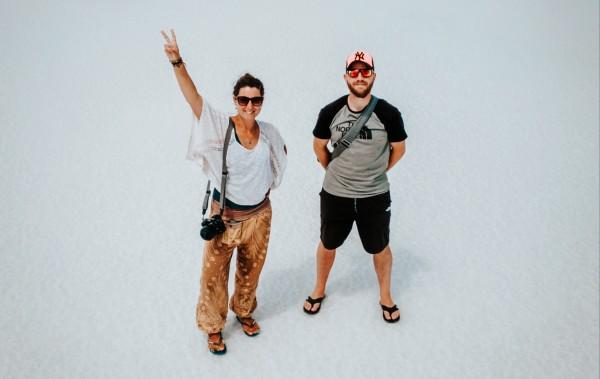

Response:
(225, 133), (273, 205)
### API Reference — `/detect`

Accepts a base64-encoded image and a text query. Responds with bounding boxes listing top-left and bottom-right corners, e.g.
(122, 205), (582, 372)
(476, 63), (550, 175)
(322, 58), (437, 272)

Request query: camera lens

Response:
(200, 224), (217, 240)
(200, 216), (226, 241)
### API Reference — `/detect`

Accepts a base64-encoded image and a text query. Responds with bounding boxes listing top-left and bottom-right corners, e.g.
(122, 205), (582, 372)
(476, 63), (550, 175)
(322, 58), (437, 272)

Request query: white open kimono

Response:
(186, 101), (287, 202)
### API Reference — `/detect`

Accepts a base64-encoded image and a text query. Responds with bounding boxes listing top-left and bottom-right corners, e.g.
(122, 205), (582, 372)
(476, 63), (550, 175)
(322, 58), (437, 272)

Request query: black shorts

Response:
(320, 190), (391, 254)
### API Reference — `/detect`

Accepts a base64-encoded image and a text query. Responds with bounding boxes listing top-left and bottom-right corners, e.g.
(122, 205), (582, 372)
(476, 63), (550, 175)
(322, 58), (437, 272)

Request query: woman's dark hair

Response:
(233, 73), (264, 96)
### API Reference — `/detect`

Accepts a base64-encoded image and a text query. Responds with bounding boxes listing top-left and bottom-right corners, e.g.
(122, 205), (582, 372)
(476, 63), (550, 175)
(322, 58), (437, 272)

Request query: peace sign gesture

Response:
(161, 29), (181, 62)
(161, 28), (203, 119)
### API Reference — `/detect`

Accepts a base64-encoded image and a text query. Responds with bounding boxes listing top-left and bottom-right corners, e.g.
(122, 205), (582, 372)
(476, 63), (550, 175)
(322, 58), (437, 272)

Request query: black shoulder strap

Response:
(331, 95), (379, 160)
(218, 118), (235, 215)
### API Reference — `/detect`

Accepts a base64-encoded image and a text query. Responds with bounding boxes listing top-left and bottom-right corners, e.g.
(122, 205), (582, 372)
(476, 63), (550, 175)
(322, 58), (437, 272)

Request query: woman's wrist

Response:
(170, 57), (184, 67)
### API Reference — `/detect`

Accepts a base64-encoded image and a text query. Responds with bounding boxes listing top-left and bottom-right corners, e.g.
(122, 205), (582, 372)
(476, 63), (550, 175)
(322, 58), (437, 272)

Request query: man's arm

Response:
(313, 137), (331, 169)
(387, 141), (406, 171)
(161, 29), (203, 119)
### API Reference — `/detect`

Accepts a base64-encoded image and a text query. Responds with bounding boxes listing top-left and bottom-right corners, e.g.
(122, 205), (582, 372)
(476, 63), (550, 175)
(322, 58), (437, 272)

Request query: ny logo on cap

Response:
(355, 52), (366, 61)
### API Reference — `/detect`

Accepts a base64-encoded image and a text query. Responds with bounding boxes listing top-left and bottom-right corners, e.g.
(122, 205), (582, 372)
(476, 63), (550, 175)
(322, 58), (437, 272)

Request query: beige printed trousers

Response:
(196, 204), (272, 334)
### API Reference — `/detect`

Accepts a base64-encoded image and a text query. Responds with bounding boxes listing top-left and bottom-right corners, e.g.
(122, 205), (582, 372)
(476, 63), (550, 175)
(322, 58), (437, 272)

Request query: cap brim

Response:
(346, 60), (374, 69)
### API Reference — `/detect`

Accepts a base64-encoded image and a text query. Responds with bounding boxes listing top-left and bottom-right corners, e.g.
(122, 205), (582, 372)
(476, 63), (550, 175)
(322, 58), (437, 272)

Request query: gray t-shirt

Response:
(313, 95), (407, 198)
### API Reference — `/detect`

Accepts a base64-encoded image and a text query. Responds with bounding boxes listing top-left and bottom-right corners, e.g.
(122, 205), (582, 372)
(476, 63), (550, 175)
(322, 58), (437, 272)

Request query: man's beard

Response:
(347, 80), (374, 98)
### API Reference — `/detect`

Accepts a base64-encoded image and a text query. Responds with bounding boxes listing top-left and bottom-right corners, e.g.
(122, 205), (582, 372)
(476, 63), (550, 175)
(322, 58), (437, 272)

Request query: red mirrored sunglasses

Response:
(236, 96), (264, 106)
(346, 68), (374, 78)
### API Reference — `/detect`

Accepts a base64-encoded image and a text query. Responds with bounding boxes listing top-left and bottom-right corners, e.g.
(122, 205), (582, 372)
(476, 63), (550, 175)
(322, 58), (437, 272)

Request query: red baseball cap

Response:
(345, 50), (375, 69)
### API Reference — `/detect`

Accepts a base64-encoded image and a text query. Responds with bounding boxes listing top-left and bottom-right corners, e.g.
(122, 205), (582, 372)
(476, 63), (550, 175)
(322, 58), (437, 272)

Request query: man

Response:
(303, 51), (407, 323)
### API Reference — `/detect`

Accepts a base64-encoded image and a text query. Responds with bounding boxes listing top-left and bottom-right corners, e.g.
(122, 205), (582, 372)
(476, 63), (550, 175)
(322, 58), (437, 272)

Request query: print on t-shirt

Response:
(335, 121), (373, 141)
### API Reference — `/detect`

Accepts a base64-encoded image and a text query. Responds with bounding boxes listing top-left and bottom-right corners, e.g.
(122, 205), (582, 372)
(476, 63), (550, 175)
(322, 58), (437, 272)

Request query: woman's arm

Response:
(161, 29), (203, 119)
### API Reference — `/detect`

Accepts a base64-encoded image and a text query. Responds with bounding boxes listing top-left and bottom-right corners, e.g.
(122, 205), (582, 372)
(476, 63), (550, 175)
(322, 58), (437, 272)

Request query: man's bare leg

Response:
(372, 246), (400, 320)
(303, 241), (336, 312)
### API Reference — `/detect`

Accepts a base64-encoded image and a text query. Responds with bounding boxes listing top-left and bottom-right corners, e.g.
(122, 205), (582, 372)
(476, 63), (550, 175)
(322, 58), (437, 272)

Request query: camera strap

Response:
(201, 180), (211, 219)
(331, 95), (378, 161)
(218, 118), (235, 216)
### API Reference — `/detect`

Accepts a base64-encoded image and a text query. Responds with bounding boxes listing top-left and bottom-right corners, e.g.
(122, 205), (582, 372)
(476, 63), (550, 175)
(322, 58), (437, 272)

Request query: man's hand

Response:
(313, 138), (331, 169)
(387, 141), (406, 171)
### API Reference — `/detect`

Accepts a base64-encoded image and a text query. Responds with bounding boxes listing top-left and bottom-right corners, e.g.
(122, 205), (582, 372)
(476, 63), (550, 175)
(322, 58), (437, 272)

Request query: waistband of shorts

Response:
(320, 189), (390, 200)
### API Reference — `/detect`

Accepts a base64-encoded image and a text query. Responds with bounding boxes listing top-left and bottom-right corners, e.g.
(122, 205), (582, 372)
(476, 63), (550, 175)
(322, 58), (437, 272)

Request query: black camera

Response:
(200, 215), (226, 240)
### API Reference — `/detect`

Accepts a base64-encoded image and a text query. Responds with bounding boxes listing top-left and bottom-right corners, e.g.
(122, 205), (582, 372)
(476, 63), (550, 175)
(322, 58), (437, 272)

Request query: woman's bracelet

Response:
(170, 57), (184, 67)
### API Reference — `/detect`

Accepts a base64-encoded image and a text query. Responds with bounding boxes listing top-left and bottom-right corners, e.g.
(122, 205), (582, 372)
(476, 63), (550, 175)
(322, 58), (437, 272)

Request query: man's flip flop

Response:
(303, 295), (326, 315)
(236, 316), (261, 337)
(380, 303), (400, 323)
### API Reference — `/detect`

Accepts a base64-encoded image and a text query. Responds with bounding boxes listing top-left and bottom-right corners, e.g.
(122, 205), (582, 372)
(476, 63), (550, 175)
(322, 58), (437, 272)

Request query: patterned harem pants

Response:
(196, 204), (272, 333)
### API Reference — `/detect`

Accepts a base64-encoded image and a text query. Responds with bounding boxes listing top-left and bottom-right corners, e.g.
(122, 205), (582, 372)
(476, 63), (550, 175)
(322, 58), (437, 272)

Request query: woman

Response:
(161, 29), (287, 355)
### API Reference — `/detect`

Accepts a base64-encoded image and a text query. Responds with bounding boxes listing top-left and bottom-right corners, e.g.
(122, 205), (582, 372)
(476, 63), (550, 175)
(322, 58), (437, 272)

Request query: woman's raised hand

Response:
(161, 28), (202, 118)
(161, 29), (181, 62)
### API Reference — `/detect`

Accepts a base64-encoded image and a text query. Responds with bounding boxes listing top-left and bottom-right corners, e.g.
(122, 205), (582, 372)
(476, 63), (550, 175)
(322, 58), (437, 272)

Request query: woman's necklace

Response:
(236, 123), (259, 148)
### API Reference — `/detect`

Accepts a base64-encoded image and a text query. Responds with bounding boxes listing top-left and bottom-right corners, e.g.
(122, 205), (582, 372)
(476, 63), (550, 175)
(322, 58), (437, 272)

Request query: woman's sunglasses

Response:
(346, 68), (374, 78)
(236, 96), (264, 106)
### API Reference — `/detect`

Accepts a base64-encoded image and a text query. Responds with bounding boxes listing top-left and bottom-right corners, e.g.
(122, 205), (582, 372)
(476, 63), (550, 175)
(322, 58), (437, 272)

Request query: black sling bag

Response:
(330, 96), (379, 160)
